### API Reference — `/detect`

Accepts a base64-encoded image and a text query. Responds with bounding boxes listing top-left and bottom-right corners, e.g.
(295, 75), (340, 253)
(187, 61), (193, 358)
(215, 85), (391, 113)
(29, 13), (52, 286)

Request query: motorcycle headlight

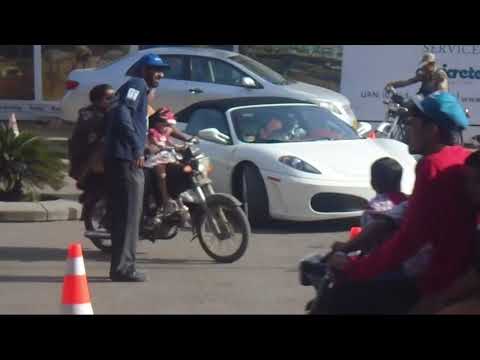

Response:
(197, 156), (211, 175)
(279, 156), (321, 174)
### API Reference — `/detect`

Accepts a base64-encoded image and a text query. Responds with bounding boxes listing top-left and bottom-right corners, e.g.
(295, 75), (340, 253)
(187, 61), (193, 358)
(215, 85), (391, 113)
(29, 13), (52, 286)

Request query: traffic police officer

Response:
(105, 53), (170, 282)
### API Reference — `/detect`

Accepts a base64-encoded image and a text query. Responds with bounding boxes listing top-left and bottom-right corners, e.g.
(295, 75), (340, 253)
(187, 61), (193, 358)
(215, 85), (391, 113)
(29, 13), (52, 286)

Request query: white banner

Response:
(341, 45), (480, 140)
(341, 45), (423, 121)
(430, 45), (480, 115)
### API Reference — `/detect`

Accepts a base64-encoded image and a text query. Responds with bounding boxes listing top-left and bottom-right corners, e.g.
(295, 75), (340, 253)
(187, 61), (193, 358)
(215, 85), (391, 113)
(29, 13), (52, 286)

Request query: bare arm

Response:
(332, 218), (396, 253)
(387, 76), (421, 89)
(171, 127), (192, 142)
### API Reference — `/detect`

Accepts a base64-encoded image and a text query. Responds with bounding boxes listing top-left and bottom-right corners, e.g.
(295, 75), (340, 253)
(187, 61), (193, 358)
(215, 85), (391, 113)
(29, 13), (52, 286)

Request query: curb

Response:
(0, 199), (82, 222)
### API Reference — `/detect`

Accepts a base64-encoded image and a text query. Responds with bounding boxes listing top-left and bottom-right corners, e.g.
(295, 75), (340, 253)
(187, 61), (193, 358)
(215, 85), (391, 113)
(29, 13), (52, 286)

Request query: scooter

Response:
(299, 251), (336, 314)
(299, 250), (363, 314)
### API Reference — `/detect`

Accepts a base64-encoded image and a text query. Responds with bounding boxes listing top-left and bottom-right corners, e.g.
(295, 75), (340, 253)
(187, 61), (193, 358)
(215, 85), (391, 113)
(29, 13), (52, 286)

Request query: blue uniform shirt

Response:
(105, 77), (150, 161)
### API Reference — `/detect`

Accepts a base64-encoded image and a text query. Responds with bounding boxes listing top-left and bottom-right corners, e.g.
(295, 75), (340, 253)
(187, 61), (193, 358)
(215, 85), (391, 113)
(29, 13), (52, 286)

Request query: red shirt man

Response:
(326, 91), (474, 314)
(344, 145), (476, 296)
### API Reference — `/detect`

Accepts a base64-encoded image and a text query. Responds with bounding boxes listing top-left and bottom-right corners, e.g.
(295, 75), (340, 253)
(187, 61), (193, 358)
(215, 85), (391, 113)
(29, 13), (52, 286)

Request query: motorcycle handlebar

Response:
(385, 85), (397, 94)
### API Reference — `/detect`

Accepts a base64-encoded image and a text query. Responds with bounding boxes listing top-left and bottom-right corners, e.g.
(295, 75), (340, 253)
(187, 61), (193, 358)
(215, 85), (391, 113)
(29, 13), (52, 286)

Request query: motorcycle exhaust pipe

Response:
(84, 230), (110, 240)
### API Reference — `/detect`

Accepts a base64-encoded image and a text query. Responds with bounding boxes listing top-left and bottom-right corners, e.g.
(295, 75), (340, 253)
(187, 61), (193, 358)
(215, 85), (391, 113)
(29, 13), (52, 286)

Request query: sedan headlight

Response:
(318, 101), (343, 116)
(279, 156), (321, 174)
(341, 103), (358, 129)
(351, 118), (359, 130)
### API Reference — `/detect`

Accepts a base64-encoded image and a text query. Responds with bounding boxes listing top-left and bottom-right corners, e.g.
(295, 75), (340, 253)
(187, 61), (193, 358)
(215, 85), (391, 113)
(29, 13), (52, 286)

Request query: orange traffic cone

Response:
(349, 227), (362, 241)
(61, 243), (93, 315)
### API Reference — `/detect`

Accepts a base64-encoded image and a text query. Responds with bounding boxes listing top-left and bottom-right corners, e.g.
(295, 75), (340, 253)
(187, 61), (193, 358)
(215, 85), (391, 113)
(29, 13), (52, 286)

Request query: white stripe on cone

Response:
(65, 257), (86, 276)
(62, 303), (94, 315)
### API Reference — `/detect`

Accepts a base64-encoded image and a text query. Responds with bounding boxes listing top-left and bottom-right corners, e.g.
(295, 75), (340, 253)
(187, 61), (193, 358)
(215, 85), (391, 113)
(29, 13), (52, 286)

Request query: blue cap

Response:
(127, 53), (170, 78)
(412, 91), (469, 130)
(138, 53), (170, 69)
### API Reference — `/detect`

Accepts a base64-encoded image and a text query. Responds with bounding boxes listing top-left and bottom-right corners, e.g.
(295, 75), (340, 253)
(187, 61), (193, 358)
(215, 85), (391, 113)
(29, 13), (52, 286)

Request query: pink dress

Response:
(144, 128), (176, 168)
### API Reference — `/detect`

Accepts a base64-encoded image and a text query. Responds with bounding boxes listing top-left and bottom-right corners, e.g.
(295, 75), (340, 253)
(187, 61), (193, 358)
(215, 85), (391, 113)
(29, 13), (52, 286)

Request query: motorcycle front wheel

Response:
(195, 195), (250, 263)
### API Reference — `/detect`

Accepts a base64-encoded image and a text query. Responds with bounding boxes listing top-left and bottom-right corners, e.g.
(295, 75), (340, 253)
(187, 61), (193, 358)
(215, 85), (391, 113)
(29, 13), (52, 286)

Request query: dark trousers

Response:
(142, 164), (191, 216)
(326, 271), (419, 314)
(106, 159), (145, 276)
(143, 168), (161, 217)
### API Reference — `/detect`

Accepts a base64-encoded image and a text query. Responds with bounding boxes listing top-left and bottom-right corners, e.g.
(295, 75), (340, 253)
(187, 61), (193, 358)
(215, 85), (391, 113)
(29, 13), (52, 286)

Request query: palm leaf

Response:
(0, 127), (66, 198)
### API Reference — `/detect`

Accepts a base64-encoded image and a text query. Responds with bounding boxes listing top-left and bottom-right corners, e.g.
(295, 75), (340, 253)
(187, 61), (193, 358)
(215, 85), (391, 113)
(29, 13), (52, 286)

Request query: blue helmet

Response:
(412, 91), (469, 131)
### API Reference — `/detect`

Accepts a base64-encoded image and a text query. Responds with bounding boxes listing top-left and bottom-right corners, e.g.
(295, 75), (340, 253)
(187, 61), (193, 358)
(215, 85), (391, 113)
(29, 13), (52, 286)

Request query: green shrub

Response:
(0, 127), (67, 201)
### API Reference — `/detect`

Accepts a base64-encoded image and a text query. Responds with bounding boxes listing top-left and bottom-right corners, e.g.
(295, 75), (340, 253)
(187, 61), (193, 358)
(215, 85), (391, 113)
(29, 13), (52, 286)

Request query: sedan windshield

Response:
(231, 105), (360, 144)
(229, 54), (289, 85)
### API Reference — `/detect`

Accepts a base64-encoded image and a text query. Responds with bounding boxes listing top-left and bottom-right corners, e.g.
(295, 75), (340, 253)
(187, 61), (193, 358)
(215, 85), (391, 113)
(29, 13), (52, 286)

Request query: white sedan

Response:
(176, 97), (417, 225)
(61, 47), (358, 128)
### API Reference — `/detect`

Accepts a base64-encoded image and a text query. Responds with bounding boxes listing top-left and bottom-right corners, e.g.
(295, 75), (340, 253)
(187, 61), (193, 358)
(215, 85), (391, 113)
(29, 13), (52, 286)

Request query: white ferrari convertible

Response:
(175, 97), (416, 225)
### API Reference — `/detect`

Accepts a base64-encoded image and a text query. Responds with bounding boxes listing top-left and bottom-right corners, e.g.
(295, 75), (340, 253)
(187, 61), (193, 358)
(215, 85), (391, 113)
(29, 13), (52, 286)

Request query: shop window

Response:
(239, 45), (343, 91)
(0, 45), (34, 100)
(41, 45), (131, 101)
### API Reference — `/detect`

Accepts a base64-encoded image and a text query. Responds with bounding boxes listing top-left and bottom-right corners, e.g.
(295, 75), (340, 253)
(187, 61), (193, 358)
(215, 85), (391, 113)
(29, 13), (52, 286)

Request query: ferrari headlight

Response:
(279, 156), (321, 174)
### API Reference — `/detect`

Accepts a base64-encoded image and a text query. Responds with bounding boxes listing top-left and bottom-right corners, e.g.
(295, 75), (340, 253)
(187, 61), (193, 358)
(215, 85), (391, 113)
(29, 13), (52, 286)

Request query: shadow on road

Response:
(252, 218), (359, 235)
(137, 258), (215, 265)
(0, 275), (110, 283)
(0, 246), (216, 268)
(0, 246), (109, 263)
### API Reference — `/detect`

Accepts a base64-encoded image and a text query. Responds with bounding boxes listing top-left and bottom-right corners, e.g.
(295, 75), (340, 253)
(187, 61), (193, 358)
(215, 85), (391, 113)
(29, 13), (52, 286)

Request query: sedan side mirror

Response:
(198, 128), (231, 145)
(241, 77), (257, 88)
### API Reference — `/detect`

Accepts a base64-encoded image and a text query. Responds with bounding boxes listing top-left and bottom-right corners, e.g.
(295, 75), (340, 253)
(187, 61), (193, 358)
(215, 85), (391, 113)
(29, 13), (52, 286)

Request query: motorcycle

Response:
(377, 87), (471, 146)
(375, 86), (410, 143)
(81, 139), (251, 264)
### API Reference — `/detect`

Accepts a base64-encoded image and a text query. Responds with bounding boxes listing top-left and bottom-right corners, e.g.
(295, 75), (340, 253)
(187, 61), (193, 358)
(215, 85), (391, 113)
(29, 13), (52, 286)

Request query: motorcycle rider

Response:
(325, 91), (474, 314)
(104, 53), (169, 282)
(332, 158), (408, 254)
(385, 53), (448, 97)
(69, 84), (114, 225)
(360, 157), (408, 228)
(143, 107), (196, 226)
(412, 150), (480, 314)
(69, 84), (114, 188)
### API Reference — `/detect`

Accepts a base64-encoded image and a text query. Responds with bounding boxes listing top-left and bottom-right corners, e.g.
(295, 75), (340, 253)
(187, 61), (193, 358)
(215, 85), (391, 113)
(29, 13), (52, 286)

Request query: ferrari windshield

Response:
(230, 105), (360, 144)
